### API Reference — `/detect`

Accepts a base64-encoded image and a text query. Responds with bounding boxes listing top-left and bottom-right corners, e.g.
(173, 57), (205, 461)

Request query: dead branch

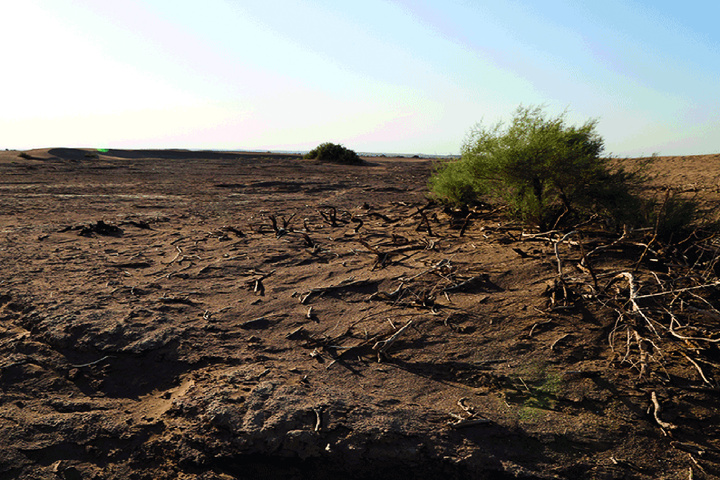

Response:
(459, 212), (473, 237)
(448, 418), (492, 429)
(668, 317), (720, 343)
(351, 216), (364, 233)
(369, 282), (405, 301)
(400, 259), (451, 282)
(529, 319), (553, 336)
(357, 238), (381, 255)
(268, 214), (294, 237)
(299, 232), (316, 249)
(165, 245), (183, 265)
(268, 214), (281, 236)
(620, 327), (633, 364)
(544, 231), (579, 308)
(583, 225), (632, 262)
(416, 207), (434, 236)
(254, 279), (265, 296)
(634, 329), (651, 378)
(611, 272), (661, 338)
(357, 238), (390, 270)
(634, 191), (670, 271)
(550, 333), (571, 351)
(447, 397), (491, 428)
(285, 326), (306, 339)
(650, 391), (678, 432)
(248, 270), (276, 282)
(313, 407), (322, 432)
(392, 233), (408, 244)
(634, 281), (720, 300)
(575, 233), (599, 291)
(457, 397), (475, 416)
(671, 441), (707, 457)
(681, 352), (713, 386)
(373, 320), (413, 362)
(246, 270), (276, 296)
(422, 238), (436, 251)
(284, 213), (297, 229)
(69, 355), (114, 368)
(521, 229), (563, 240)
(319, 207), (339, 227)
(554, 231), (578, 277)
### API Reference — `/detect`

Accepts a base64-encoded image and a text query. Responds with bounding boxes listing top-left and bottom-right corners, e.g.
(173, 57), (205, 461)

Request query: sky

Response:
(1, 1), (719, 157)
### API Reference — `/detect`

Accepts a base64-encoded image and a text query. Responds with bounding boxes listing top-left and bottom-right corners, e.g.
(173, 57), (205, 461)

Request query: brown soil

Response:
(1, 148), (719, 479)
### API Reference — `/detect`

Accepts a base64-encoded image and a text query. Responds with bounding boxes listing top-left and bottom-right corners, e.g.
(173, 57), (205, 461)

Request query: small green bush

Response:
(430, 106), (645, 229)
(304, 142), (362, 165)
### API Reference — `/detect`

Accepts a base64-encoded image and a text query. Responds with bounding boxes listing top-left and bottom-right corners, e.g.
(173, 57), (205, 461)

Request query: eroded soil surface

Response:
(1, 148), (720, 479)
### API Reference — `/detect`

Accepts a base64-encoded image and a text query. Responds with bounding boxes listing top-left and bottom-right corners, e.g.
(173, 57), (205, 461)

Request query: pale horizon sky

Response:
(1, 1), (719, 157)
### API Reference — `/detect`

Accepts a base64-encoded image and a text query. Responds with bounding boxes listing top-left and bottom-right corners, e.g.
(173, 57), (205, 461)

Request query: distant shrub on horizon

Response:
(304, 142), (363, 165)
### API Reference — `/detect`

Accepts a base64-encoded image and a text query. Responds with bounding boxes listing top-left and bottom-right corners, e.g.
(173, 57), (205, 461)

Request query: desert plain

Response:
(1, 148), (720, 479)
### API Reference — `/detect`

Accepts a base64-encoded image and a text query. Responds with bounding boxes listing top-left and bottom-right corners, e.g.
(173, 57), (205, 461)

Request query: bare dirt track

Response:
(1, 148), (720, 479)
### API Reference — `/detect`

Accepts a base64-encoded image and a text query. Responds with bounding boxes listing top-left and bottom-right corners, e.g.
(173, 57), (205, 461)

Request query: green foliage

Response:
(304, 142), (362, 165)
(430, 106), (645, 229)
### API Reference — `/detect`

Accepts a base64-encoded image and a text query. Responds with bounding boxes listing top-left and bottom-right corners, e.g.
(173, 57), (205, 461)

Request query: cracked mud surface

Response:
(1, 148), (720, 479)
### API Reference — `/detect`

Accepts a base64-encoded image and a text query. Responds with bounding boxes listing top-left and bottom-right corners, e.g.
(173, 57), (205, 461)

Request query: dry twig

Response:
(373, 320), (413, 362)
(634, 281), (720, 300)
(69, 355), (113, 368)
(554, 231), (578, 277)
(416, 207), (434, 236)
(447, 397), (491, 428)
(550, 333), (571, 351)
(681, 352), (713, 386)
(611, 272), (661, 338)
(165, 245), (183, 265)
(313, 407), (322, 432)
(650, 391), (678, 432)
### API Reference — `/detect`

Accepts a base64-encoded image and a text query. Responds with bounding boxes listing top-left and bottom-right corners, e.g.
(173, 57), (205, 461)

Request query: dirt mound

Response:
(1, 149), (719, 479)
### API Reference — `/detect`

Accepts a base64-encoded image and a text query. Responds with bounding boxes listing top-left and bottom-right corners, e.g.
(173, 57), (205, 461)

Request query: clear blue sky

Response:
(2, 0), (719, 156)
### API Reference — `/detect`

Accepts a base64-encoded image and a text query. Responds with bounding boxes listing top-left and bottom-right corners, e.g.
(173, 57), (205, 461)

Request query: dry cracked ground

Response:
(1, 148), (720, 479)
